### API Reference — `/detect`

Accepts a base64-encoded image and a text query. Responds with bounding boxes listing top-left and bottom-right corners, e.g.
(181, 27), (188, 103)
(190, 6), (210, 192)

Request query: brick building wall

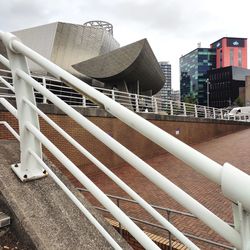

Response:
(0, 104), (249, 178)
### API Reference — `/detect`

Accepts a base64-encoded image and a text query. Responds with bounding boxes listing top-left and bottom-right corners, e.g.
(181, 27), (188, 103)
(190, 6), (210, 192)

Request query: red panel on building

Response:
(210, 37), (247, 69)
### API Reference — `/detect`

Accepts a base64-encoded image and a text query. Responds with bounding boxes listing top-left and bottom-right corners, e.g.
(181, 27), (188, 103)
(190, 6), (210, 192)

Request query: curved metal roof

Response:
(72, 39), (164, 94)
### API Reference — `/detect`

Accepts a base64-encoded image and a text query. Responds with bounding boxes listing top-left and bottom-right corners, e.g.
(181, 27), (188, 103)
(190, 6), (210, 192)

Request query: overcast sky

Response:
(0, 0), (249, 89)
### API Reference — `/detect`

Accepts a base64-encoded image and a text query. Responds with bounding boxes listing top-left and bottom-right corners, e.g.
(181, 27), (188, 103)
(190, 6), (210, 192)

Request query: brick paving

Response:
(76, 128), (250, 249)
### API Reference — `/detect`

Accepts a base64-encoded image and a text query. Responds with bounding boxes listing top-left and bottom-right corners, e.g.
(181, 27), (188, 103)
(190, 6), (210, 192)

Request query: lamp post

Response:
(206, 78), (210, 107)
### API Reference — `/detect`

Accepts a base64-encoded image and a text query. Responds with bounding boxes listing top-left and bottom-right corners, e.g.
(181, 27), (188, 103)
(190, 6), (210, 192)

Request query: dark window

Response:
(220, 49), (222, 68)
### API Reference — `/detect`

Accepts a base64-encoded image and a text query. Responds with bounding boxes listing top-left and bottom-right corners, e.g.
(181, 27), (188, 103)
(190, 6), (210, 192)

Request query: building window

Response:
(238, 48), (242, 67)
(230, 48), (234, 65)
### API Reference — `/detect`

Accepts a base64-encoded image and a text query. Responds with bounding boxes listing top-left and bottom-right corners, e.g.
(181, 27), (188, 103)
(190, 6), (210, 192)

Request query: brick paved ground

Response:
(75, 128), (250, 249)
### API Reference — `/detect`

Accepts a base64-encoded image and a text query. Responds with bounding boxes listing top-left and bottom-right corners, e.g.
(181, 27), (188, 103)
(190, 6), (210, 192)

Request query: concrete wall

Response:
(1, 104), (249, 177)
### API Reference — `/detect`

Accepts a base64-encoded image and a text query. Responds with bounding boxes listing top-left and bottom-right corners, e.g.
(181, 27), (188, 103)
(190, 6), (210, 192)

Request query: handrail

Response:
(78, 187), (235, 249)
(78, 187), (234, 225)
(1, 31), (250, 249)
(22, 97), (198, 249)
(0, 64), (244, 122)
(28, 150), (123, 250)
(0, 98), (17, 117)
(2, 41), (226, 183)
(25, 121), (161, 250)
(94, 207), (234, 250)
(0, 121), (19, 140)
(17, 68), (240, 248)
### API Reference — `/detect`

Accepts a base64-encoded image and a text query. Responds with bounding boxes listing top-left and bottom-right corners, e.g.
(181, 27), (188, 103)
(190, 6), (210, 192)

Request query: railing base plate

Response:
(11, 163), (47, 182)
(0, 212), (10, 228)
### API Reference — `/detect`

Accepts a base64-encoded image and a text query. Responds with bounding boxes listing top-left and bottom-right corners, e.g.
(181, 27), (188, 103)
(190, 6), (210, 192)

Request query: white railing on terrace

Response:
(0, 68), (249, 122)
(0, 31), (250, 250)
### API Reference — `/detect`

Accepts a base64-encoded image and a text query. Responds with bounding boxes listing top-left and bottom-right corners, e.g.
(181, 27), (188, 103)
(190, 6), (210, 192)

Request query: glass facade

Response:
(180, 48), (216, 105)
(208, 66), (250, 108)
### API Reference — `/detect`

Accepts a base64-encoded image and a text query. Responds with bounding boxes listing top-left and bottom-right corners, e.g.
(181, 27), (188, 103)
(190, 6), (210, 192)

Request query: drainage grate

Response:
(0, 212), (10, 228)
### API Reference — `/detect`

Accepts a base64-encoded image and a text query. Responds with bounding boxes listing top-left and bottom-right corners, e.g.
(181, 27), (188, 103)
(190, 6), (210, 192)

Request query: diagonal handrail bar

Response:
(2, 31), (250, 249)
(22, 97), (199, 249)
(16, 68), (240, 248)
(8, 35), (250, 217)
(0, 121), (19, 140)
(5, 37), (222, 182)
(24, 121), (162, 250)
(28, 150), (123, 250)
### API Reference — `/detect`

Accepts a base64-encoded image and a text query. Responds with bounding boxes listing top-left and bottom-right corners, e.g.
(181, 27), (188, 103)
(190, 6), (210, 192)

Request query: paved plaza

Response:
(79, 128), (250, 249)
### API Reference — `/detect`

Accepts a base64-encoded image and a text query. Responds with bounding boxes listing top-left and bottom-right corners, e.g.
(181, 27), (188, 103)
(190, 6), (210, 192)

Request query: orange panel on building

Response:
(210, 37), (247, 69)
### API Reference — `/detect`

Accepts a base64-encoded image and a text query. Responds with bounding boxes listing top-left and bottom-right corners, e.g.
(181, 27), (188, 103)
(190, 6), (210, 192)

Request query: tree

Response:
(183, 93), (197, 104)
(234, 96), (244, 107)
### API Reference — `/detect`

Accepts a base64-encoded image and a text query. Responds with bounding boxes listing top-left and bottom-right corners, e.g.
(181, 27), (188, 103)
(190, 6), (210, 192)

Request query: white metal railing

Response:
(78, 187), (235, 249)
(0, 31), (250, 249)
(0, 69), (249, 123)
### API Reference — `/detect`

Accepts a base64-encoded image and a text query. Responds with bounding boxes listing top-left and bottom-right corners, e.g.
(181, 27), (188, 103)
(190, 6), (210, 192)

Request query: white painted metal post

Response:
(170, 100), (173, 115)
(1, 33), (46, 181)
(42, 77), (47, 104)
(135, 94), (139, 112)
(204, 106), (207, 118)
(233, 203), (250, 250)
(194, 105), (198, 118)
(183, 103), (187, 116)
(111, 90), (115, 101)
(151, 96), (155, 112)
(154, 97), (158, 114)
(213, 108), (216, 119)
(82, 96), (86, 107)
(220, 109), (223, 119)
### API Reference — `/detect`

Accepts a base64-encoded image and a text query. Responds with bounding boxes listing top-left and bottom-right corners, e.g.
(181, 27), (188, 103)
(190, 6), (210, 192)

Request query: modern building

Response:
(73, 39), (164, 95)
(207, 37), (249, 108)
(180, 48), (216, 105)
(171, 89), (180, 102)
(208, 66), (250, 108)
(0, 21), (120, 79)
(0, 21), (164, 99)
(210, 37), (247, 69)
(154, 62), (171, 100)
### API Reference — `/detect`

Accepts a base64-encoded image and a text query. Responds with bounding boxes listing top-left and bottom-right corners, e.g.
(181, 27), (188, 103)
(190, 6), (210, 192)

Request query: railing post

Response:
(1, 33), (46, 181)
(116, 198), (122, 236)
(213, 108), (216, 119)
(151, 96), (154, 113)
(183, 103), (187, 116)
(170, 101), (173, 115)
(194, 105), (198, 118)
(204, 106), (207, 118)
(233, 202), (250, 250)
(82, 96), (86, 107)
(42, 77), (47, 104)
(167, 211), (172, 250)
(220, 109), (223, 120)
(111, 89), (115, 101)
(135, 94), (139, 112)
(153, 97), (158, 114)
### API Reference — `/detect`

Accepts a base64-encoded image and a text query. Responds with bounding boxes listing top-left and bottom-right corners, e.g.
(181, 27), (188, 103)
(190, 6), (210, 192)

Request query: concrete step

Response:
(0, 212), (10, 228)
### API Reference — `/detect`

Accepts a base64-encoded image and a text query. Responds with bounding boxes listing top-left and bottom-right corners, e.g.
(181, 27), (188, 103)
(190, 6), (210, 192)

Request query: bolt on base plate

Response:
(11, 163), (48, 182)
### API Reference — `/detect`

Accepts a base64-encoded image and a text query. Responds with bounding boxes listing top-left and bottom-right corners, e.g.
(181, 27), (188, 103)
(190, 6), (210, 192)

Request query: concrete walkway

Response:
(0, 140), (132, 250)
(81, 128), (250, 249)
